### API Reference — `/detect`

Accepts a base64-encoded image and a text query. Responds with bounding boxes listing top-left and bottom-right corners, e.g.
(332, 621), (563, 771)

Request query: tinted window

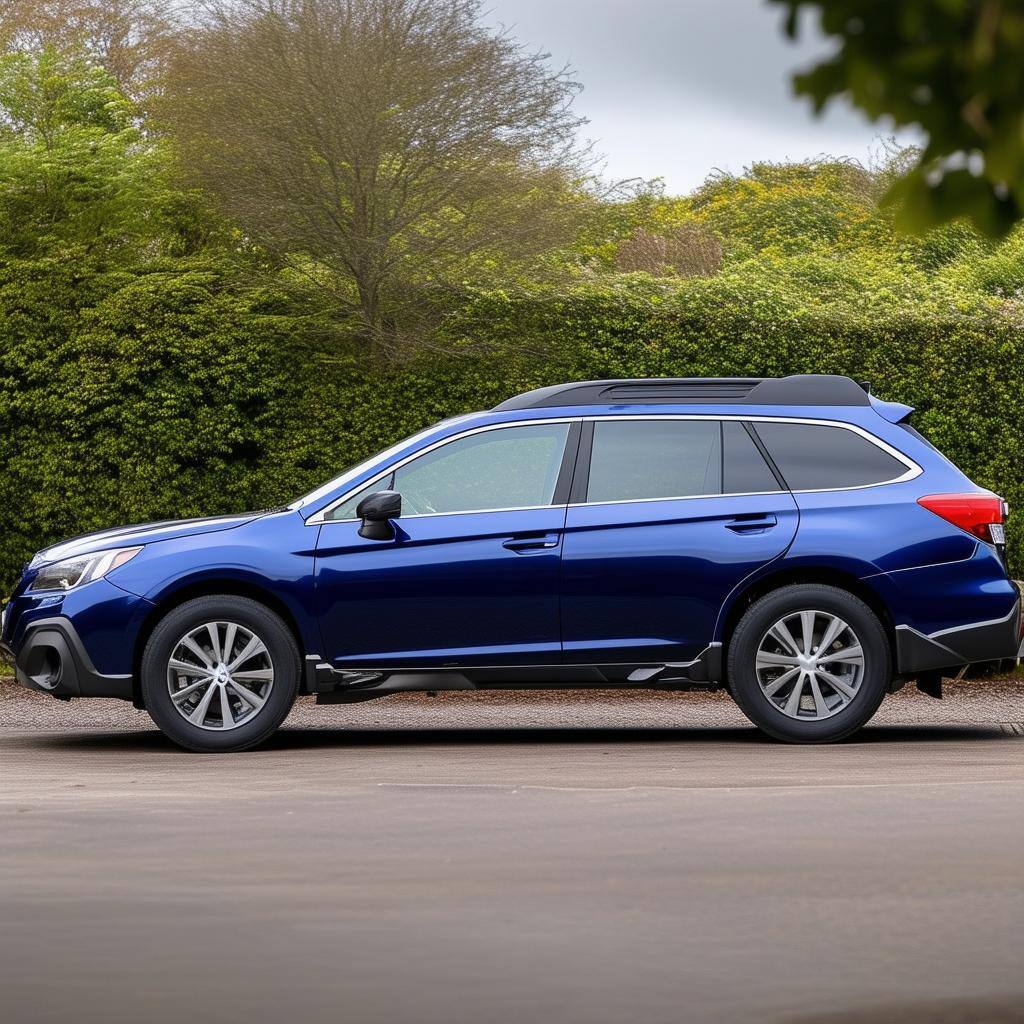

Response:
(587, 420), (721, 502)
(325, 423), (570, 520)
(752, 422), (907, 490)
(723, 421), (781, 493)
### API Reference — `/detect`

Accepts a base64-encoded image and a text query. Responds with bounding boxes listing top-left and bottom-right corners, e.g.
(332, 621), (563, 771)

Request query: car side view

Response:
(3, 374), (1021, 751)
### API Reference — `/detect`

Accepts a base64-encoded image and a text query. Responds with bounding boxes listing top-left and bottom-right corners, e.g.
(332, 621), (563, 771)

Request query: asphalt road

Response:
(2, 681), (1023, 1024)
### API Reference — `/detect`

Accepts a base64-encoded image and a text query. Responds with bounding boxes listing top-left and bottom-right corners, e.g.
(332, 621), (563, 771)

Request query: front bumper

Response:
(2, 615), (133, 700)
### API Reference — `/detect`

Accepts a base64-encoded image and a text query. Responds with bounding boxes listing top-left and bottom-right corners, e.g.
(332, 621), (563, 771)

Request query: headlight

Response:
(28, 547), (143, 593)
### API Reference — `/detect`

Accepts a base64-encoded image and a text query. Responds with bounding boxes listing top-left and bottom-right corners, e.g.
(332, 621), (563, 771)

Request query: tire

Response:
(727, 584), (891, 744)
(141, 595), (299, 752)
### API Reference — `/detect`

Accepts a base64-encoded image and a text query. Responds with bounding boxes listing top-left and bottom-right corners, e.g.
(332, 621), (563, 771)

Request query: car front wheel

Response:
(727, 584), (891, 743)
(141, 595), (299, 752)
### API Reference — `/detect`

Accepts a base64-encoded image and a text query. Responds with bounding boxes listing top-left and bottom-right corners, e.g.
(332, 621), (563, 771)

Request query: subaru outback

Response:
(2, 374), (1020, 751)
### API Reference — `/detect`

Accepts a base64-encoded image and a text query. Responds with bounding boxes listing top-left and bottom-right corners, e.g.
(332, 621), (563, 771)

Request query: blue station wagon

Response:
(3, 375), (1021, 750)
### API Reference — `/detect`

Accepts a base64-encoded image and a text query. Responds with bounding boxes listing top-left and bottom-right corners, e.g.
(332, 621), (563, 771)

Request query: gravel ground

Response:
(3, 670), (1022, 734)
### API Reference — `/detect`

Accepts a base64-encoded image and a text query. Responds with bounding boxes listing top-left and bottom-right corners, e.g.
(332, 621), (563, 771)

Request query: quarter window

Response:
(723, 421), (781, 494)
(324, 422), (571, 520)
(586, 420), (722, 503)
(752, 422), (908, 490)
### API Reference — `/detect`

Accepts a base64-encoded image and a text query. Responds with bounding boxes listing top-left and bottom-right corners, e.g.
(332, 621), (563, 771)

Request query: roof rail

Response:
(492, 375), (871, 411)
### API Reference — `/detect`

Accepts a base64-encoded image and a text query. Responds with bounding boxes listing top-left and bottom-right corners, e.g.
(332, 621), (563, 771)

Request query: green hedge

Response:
(2, 270), (1021, 592)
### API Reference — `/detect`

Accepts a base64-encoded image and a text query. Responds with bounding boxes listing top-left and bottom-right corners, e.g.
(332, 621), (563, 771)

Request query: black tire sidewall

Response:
(141, 596), (299, 752)
(727, 584), (890, 743)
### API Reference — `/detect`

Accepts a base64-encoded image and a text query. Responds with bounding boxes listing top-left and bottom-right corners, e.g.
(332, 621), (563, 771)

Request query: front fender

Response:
(110, 512), (321, 657)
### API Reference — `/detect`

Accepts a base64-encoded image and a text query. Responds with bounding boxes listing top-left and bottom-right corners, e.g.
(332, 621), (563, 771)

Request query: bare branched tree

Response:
(616, 224), (723, 278)
(0, 1), (181, 100)
(160, 0), (592, 358)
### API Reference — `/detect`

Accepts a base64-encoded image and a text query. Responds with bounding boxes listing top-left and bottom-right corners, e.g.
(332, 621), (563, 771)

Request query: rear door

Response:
(560, 417), (799, 665)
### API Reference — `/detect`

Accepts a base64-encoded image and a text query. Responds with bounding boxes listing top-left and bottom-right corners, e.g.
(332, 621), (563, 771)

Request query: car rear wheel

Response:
(141, 596), (299, 752)
(727, 584), (891, 743)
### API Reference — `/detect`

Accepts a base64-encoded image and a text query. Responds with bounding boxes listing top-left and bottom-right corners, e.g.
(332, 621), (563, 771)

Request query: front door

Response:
(560, 418), (799, 665)
(315, 420), (578, 669)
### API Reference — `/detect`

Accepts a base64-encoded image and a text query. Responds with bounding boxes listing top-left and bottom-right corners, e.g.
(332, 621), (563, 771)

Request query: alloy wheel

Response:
(755, 609), (864, 720)
(166, 621), (275, 731)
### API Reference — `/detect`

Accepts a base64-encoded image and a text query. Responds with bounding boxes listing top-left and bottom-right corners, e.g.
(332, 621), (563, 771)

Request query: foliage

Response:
(2, 49), (1024, 593)
(0, 49), (155, 254)
(691, 160), (882, 258)
(0, 52), (304, 586)
(615, 224), (722, 278)
(0, 264), (307, 583)
(159, 0), (593, 360)
(770, 0), (1024, 235)
(0, 0), (176, 101)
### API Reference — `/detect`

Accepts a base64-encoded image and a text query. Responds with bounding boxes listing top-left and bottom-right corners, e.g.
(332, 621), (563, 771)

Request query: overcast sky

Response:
(485, 0), (915, 194)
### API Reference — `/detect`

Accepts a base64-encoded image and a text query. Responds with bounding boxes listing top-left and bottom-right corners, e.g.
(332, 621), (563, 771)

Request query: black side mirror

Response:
(356, 490), (402, 541)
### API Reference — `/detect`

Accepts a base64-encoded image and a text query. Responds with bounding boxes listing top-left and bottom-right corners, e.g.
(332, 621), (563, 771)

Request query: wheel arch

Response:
(131, 576), (309, 709)
(716, 565), (897, 679)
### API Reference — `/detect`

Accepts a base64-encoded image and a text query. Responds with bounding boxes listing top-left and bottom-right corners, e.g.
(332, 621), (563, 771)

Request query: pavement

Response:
(2, 675), (1023, 1024)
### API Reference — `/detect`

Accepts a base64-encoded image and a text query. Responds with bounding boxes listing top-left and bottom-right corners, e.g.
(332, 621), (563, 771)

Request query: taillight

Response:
(917, 493), (1006, 544)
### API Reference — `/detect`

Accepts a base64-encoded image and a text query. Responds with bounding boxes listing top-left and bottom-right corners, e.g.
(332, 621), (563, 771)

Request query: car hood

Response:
(29, 512), (275, 568)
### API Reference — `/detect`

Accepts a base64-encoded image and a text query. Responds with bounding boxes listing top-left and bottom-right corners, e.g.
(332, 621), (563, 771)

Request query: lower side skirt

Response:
(311, 646), (724, 704)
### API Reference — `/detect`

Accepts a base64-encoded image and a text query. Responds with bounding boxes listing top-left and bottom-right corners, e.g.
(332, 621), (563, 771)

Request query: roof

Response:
(492, 375), (872, 412)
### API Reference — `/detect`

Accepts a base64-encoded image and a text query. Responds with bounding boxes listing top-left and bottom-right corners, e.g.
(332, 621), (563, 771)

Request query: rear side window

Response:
(752, 422), (908, 491)
(723, 421), (781, 493)
(586, 420), (721, 502)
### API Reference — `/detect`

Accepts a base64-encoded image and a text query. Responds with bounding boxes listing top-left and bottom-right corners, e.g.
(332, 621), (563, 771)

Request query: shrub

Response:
(2, 256), (1022, 593)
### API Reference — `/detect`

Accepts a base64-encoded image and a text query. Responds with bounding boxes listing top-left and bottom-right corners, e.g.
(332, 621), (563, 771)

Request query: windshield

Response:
(288, 414), (477, 511)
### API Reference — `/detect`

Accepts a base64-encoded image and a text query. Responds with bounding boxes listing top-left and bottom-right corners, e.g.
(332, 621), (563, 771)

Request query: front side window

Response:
(324, 474), (396, 522)
(324, 422), (571, 520)
(752, 422), (909, 490)
(586, 420), (722, 503)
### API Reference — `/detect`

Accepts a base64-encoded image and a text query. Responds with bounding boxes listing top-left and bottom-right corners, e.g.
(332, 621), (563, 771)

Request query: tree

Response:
(0, 49), (158, 254)
(0, 1), (178, 100)
(0, 50), (305, 586)
(615, 225), (722, 278)
(770, 0), (1024, 235)
(160, 0), (591, 358)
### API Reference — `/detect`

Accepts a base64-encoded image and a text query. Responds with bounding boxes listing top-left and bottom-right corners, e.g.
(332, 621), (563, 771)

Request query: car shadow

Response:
(23, 721), (1019, 753)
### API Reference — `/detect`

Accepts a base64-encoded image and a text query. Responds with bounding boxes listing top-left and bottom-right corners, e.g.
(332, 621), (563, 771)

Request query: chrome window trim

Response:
(290, 412), (479, 511)
(570, 414), (921, 508)
(311, 412), (922, 525)
(718, 415), (921, 492)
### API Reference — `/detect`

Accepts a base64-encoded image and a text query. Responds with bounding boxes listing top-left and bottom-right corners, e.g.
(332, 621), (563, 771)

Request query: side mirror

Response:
(356, 490), (402, 541)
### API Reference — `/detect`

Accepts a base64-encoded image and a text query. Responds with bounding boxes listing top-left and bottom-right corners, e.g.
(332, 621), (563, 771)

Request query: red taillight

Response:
(917, 493), (1006, 543)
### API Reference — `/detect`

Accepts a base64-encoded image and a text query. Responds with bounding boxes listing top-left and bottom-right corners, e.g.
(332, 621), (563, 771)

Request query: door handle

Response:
(503, 533), (560, 552)
(725, 514), (778, 534)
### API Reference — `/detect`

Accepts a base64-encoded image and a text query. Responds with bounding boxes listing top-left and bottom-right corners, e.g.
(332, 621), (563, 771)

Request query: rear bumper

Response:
(896, 590), (1022, 674)
(2, 616), (133, 700)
